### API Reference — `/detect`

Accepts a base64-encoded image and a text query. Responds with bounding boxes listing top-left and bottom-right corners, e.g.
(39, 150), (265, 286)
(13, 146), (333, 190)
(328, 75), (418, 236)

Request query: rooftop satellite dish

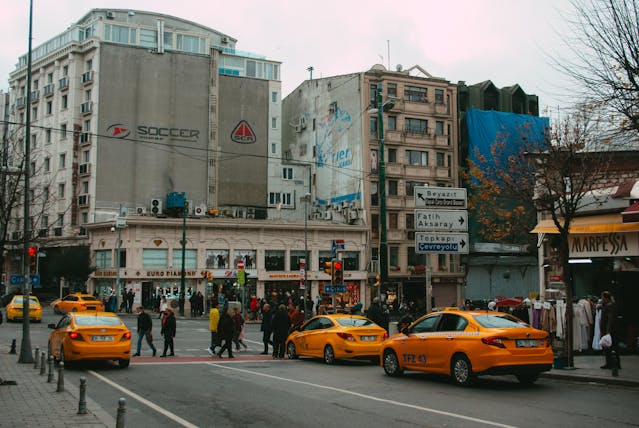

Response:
(396, 64), (403, 72)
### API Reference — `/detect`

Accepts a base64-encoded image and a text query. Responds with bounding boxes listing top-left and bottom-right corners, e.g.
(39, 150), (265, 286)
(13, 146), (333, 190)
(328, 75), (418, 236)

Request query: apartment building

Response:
(4, 9), (368, 305)
(283, 64), (462, 309)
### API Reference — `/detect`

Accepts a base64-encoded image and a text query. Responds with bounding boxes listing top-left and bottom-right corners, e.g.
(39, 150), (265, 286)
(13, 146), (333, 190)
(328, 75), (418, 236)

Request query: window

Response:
(246, 60), (256, 77)
(44, 158), (50, 172)
(404, 85), (427, 103)
(371, 182), (378, 206)
(437, 152), (445, 167)
(84, 119), (91, 132)
(43, 188), (49, 202)
(57, 214), (64, 227)
(408, 247), (426, 267)
(234, 250), (256, 269)
(61, 123), (67, 138)
(435, 121), (444, 136)
(369, 83), (377, 104)
(271, 143), (276, 154)
(269, 192), (281, 205)
(370, 117), (377, 136)
(45, 129), (51, 144)
(46, 101), (52, 115)
(59, 153), (66, 169)
(290, 250), (306, 271)
(271, 117), (277, 129)
(32, 107), (37, 120)
(438, 254), (447, 271)
(82, 150), (90, 163)
(389, 212), (398, 229)
(282, 167), (293, 180)
(81, 212), (88, 224)
(30, 161), (36, 176)
(406, 150), (428, 166)
(389, 246), (399, 268)
(31, 134), (37, 149)
(371, 214), (379, 238)
(176, 34), (204, 54)
(143, 249), (168, 269)
(61, 95), (67, 109)
(388, 116), (396, 131)
(265, 250), (285, 271)
(281, 193), (292, 206)
(412, 315), (441, 333)
(47, 72), (53, 84)
(206, 250), (229, 269)
(435, 89), (444, 104)
(172, 249), (197, 269)
(387, 83), (397, 98)
(95, 250), (112, 269)
(388, 180), (398, 196)
(405, 181), (424, 197)
(139, 29), (158, 48)
(58, 183), (65, 198)
(404, 118), (428, 134)
(388, 148), (397, 163)
(406, 213), (415, 229)
(105, 24), (136, 44)
(342, 251), (359, 271)
(271, 91), (278, 102)
(62, 65), (68, 76)
(164, 32), (173, 50)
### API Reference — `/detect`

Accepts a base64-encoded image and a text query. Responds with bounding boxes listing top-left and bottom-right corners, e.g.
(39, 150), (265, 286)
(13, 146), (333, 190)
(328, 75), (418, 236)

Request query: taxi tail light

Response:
(336, 332), (356, 341)
(68, 332), (84, 341)
(122, 332), (132, 341)
(482, 336), (506, 348)
(383, 332), (389, 340)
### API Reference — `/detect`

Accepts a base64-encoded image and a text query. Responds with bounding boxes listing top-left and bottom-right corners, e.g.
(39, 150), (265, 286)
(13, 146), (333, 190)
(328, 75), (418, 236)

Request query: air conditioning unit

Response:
(186, 200), (195, 215)
(323, 211), (332, 220)
(136, 206), (147, 215)
(150, 198), (163, 215)
(194, 205), (206, 216)
(221, 36), (229, 44)
(106, 11), (115, 19)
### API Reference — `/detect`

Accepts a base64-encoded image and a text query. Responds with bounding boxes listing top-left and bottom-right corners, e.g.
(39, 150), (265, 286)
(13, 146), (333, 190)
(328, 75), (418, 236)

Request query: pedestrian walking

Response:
(159, 296), (168, 319)
(232, 307), (248, 351)
(260, 303), (274, 354)
(133, 306), (157, 357)
(160, 308), (176, 357)
(217, 306), (235, 358)
(126, 289), (135, 313)
(600, 291), (621, 370)
(208, 300), (220, 356)
(366, 297), (384, 327)
(271, 304), (290, 359)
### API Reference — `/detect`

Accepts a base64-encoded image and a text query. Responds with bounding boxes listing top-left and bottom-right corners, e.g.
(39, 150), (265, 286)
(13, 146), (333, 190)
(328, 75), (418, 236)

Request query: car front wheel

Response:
(323, 345), (335, 365)
(286, 342), (298, 359)
(451, 354), (475, 386)
(516, 373), (539, 385)
(118, 359), (130, 369)
(382, 349), (403, 376)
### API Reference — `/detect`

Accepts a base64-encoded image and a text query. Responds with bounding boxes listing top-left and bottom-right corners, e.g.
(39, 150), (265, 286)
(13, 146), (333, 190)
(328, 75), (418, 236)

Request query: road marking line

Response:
(88, 370), (198, 428)
(206, 363), (518, 428)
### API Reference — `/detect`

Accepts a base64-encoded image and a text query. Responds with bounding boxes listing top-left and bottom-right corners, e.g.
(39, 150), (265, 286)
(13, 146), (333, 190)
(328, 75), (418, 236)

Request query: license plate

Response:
(86, 306), (97, 310)
(92, 335), (113, 342)
(516, 339), (538, 348)
(360, 335), (377, 342)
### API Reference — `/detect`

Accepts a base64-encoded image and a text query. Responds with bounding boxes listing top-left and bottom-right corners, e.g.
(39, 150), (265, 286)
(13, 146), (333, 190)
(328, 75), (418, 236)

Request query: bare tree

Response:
(557, 0), (639, 140)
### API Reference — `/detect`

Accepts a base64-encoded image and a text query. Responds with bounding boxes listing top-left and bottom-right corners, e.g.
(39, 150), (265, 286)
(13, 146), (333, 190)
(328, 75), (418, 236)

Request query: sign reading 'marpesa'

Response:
(570, 232), (638, 257)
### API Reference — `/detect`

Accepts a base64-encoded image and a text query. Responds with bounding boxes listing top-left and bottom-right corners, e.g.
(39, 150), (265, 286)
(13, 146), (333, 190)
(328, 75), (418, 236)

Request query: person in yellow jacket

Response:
(208, 300), (220, 356)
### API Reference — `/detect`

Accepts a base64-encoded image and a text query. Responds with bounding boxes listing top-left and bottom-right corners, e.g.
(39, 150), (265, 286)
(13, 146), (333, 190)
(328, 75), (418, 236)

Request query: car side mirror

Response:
(48, 323), (56, 329)
(401, 327), (410, 335)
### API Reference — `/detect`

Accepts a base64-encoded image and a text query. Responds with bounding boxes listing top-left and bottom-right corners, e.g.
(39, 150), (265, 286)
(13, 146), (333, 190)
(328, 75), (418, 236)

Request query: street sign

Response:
(415, 209), (468, 231)
(414, 186), (467, 209)
(332, 239), (345, 256)
(237, 260), (245, 270)
(324, 284), (347, 294)
(9, 274), (24, 286)
(415, 232), (469, 254)
(30, 274), (41, 287)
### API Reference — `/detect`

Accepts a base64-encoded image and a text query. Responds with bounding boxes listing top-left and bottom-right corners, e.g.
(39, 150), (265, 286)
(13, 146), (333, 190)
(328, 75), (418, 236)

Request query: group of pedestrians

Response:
(259, 301), (306, 359)
(207, 301), (248, 358)
(133, 306), (176, 358)
(189, 291), (206, 317)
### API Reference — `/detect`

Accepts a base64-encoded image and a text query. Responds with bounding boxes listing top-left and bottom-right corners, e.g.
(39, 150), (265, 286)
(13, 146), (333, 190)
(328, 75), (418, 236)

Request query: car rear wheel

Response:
(451, 354), (475, 386)
(286, 342), (298, 359)
(118, 359), (130, 369)
(382, 349), (403, 376)
(516, 373), (539, 385)
(323, 345), (335, 365)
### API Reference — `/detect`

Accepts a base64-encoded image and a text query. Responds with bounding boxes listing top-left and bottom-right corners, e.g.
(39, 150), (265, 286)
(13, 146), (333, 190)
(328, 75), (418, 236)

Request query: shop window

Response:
(95, 250), (112, 268)
(142, 249), (167, 269)
(265, 250), (285, 271)
(206, 249), (229, 269)
(172, 249), (197, 269)
(290, 250), (307, 271)
(233, 250), (256, 269)
(342, 251), (359, 271)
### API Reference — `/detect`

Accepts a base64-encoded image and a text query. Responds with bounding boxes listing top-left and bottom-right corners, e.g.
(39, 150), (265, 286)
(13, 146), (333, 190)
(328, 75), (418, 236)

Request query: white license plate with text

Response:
(91, 336), (113, 342)
(515, 339), (538, 348)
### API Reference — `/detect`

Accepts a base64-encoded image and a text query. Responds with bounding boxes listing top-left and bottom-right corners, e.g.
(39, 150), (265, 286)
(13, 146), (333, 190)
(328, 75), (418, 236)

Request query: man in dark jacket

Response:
(160, 308), (176, 357)
(217, 306), (235, 358)
(600, 291), (621, 370)
(366, 297), (384, 329)
(260, 303), (274, 355)
(133, 306), (156, 357)
(271, 304), (291, 358)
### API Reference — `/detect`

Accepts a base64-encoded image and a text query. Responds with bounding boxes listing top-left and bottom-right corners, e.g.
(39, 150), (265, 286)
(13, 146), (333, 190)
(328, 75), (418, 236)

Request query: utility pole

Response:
(377, 82), (388, 298)
(179, 200), (187, 316)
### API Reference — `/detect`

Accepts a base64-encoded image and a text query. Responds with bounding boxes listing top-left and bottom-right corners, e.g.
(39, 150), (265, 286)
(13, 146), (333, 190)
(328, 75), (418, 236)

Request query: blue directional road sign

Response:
(9, 274), (24, 286)
(324, 284), (347, 294)
(30, 274), (41, 287)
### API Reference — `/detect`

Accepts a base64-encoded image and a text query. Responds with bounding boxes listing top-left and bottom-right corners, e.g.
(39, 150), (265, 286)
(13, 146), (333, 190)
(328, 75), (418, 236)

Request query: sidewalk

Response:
(1, 345), (637, 428)
(0, 344), (114, 428)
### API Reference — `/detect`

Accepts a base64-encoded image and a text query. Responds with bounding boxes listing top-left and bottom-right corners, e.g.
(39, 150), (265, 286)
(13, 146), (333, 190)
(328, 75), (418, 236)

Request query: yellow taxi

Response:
(48, 311), (131, 368)
(286, 314), (388, 364)
(53, 293), (104, 314)
(6, 295), (42, 322)
(380, 308), (553, 386)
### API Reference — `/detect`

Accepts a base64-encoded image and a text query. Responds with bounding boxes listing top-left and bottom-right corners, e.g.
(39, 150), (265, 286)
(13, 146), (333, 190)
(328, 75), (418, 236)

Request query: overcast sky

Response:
(2, 0), (578, 112)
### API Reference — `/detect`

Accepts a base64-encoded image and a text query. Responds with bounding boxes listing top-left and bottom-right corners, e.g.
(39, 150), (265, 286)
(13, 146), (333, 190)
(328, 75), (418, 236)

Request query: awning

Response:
(531, 214), (639, 234)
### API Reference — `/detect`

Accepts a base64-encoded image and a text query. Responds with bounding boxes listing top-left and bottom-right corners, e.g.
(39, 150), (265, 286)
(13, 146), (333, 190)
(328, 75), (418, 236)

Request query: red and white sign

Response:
(237, 260), (245, 270)
(299, 259), (306, 285)
(231, 120), (256, 144)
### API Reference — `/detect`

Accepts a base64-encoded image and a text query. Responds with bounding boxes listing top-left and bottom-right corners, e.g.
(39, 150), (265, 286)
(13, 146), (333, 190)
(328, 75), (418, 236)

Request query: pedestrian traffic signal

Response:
(324, 260), (334, 277)
(28, 246), (38, 274)
(332, 260), (343, 285)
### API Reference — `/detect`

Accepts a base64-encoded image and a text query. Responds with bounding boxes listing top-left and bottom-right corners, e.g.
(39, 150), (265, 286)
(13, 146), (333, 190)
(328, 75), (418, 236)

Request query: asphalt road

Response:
(2, 308), (639, 427)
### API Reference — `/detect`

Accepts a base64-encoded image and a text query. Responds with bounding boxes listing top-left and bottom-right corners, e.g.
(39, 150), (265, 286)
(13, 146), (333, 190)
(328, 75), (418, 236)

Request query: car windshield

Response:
(335, 318), (375, 327)
(79, 296), (100, 302)
(13, 297), (38, 304)
(74, 316), (122, 326)
(473, 313), (529, 328)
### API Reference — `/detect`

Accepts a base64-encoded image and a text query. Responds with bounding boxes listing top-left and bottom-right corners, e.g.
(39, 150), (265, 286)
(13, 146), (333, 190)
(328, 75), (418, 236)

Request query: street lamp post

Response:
(179, 201), (187, 316)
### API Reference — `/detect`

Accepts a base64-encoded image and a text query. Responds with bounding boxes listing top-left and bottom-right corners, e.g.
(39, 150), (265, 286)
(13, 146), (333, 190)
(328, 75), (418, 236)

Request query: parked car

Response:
(380, 308), (553, 386)
(52, 293), (104, 314)
(286, 314), (388, 364)
(48, 311), (131, 368)
(6, 294), (42, 322)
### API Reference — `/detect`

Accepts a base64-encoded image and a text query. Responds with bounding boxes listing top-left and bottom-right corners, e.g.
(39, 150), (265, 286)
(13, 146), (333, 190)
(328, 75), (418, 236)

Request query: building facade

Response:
(283, 64), (462, 310)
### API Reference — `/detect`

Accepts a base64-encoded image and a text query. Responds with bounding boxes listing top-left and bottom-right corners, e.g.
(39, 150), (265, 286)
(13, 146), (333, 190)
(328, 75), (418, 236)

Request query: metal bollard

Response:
(34, 347), (40, 369)
(47, 356), (54, 383)
(56, 362), (65, 392)
(40, 353), (46, 375)
(77, 376), (88, 414)
(9, 339), (17, 354)
(116, 397), (126, 428)
(612, 350), (620, 377)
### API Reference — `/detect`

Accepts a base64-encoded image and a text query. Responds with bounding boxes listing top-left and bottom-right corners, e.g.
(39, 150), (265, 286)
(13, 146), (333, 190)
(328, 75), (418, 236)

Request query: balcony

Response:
(54, 227), (62, 237)
(81, 101), (93, 114)
(78, 194), (90, 207)
(79, 132), (91, 145)
(43, 84), (54, 97)
(16, 97), (25, 109)
(58, 76), (69, 91)
(30, 90), (40, 102)
(81, 71), (93, 84)
(78, 163), (91, 176)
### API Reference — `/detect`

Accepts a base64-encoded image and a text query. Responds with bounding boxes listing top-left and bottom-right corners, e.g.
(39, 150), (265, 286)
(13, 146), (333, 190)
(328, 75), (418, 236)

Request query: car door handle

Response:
(446, 336), (455, 340)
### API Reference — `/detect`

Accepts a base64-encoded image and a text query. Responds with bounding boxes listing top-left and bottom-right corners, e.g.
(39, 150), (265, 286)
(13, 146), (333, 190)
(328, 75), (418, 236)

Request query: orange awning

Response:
(531, 214), (639, 234)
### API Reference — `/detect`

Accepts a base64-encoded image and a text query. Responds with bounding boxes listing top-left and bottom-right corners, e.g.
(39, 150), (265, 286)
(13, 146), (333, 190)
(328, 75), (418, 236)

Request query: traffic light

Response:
(375, 274), (381, 287)
(324, 260), (334, 277)
(28, 246), (38, 274)
(332, 260), (343, 285)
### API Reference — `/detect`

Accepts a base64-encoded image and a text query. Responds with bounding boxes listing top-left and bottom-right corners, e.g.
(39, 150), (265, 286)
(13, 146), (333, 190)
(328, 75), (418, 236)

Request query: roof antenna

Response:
(307, 66), (314, 80)
(387, 40), (390, 70)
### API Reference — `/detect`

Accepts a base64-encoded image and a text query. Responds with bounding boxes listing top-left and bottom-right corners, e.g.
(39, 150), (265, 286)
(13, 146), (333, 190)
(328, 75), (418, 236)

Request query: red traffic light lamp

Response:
(28, 246), (37, 257)
(332, 260), (343, 285)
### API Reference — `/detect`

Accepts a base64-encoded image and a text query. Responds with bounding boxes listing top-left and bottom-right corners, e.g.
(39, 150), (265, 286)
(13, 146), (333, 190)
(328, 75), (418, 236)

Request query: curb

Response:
(541, 372), (639, 388)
